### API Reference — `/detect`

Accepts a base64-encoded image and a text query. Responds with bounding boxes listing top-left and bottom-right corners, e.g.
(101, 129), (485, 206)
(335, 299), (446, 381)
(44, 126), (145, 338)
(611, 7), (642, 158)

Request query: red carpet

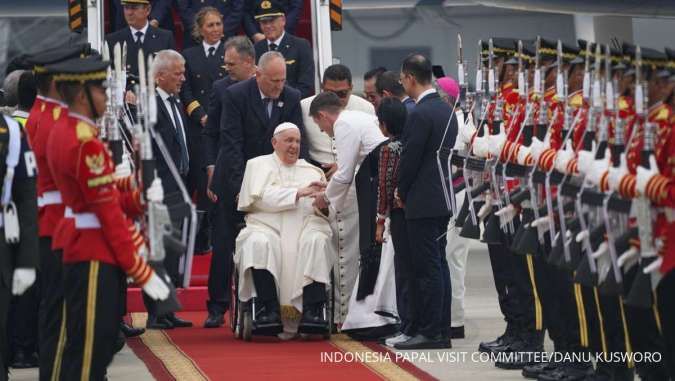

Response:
(126, 311), (436, 381)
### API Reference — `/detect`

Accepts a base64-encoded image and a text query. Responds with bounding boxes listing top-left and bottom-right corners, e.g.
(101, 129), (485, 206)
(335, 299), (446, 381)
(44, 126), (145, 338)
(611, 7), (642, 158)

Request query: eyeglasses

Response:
(327, 89), (350, 98)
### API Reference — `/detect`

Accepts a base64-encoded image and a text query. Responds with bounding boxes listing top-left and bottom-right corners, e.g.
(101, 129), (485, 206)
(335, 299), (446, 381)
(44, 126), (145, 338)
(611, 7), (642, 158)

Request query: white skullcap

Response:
(273, 122), (300, 136)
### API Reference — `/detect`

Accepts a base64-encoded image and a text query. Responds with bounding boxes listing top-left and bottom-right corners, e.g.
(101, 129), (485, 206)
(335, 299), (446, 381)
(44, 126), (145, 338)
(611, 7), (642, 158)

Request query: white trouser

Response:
(446, 190), (470, 327)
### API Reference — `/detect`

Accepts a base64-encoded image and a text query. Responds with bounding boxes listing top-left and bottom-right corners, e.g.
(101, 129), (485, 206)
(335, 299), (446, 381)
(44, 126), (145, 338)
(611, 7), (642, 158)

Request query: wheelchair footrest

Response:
(298, 323), (330, 335)
(252, 323), (283, 336)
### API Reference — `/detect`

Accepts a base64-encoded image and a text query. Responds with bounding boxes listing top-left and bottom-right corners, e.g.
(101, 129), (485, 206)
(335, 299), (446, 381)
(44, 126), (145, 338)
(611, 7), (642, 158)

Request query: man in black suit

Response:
(105, 0), (175, 78)
(252, 0), (314, 98)
(243, 0), (303, 43)
(394, 54), (456, 350)
(144, 49), (194, 330)
(200, 36), (256, 328)
(176, 0), (243, 48)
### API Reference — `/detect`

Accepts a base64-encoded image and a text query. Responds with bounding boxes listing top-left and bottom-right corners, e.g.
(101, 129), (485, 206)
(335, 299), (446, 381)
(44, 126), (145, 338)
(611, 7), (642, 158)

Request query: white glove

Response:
(576, 229), (589, 243)
(636, 155), (659, 196)
(114, 156), (132, 179)
(554, 142), (575, 174)
(12, 268), (36, 296)
(586, 156), (610, 187)
(530, 216), (551, 232)
(487, 129), (507, 158)
(529, 137), (547, 163)
(516, 145), (531, 165)
(644, 256), (663, 274)
(478, 194), (493, 221)
(146, 178), (164, 203)
(142, 272), (170, 301)
(617, 247), (639, 270)
(472, 136), (490, 158)
(495, 204), (518, 227)
(459, 115), (477, 146)
(576, 150), (595, 176)
(608, 155), (628, 192)
(591, 242), (608, 259)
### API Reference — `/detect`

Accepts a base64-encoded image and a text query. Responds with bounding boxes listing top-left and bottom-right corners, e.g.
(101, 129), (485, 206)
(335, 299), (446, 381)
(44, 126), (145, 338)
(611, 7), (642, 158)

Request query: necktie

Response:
(135, 31), (144, 45)
(269, 43), (278, 52)
(262, 98), (273, 119)
(168, 96), (189, 175)
(208, 46), (215, 58)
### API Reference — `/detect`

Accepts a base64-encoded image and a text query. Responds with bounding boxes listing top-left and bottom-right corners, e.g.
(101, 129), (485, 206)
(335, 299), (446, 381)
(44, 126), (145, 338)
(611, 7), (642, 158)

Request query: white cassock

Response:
(234, 153), (334, 332)
(301, 94), (374, 322)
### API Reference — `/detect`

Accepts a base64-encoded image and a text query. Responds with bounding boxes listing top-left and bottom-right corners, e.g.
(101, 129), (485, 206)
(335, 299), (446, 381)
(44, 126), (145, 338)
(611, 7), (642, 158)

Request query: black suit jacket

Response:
(254, 33), (314, 98)
(203, 76), (237, 168)
(177, 0), (243, 47)
(179, 41), (228, 128)
(243, 0), (303, 38)
(398, 92), (457, 220)
(105, 25), (175, 77)
(214, 77), (305, 201)
(153, 93), (190, 195)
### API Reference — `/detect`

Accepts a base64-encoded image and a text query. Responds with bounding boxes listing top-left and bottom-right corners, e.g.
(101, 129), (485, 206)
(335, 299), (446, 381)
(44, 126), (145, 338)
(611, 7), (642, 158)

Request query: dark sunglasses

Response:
(328, 89), (350, 98)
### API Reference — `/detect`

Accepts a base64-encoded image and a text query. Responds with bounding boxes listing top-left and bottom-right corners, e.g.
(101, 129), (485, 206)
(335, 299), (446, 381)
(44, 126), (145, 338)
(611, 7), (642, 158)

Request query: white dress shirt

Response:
(156, 87), (189, 159)
(267, 32), (285, 51)
(325, 110), (387, 210)
(301, 94), (375, 164)
(202, 40), (221, 57)
(130, 22), (149, 44)
(416, 87), (436, 103)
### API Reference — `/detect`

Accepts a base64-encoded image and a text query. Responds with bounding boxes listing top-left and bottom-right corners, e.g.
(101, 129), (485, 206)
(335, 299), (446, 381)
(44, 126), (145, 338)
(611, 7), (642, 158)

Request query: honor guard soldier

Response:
(24, 43), (90, 381)
(44, 56), (169, 380)
(0, 112), (39, 381)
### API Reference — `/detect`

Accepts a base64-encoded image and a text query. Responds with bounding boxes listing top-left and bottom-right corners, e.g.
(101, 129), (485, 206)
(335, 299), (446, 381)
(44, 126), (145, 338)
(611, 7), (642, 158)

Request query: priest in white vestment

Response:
(300, 64), (375, 323)
(234, 123), (334, 336)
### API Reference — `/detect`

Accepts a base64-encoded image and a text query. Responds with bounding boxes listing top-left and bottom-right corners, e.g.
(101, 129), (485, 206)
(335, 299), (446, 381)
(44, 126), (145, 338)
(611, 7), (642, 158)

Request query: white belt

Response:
(658, 207), (675, 223)
(65, 207), (101, 229)
(0, 213), (3, 228)
(38, 191), (63, 207)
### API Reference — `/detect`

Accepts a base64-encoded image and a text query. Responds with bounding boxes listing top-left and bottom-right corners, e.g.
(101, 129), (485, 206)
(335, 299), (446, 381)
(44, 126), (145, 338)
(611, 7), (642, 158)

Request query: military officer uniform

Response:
(252, 0), (315, 98)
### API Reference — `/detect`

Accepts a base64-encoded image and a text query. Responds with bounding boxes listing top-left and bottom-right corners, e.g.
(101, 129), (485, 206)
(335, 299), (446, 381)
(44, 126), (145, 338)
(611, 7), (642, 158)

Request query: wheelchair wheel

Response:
(323, 271), (336, 340)
(241, 307), (253, 342)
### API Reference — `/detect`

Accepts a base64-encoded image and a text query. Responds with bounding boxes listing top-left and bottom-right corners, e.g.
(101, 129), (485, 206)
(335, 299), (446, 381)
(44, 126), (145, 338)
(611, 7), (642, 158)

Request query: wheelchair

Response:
(230, 267), (335, 341)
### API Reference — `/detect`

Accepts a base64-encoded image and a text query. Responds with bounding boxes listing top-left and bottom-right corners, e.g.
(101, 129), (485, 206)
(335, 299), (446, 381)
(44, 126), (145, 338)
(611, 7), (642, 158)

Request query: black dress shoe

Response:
(450, 326), (465, 339)
(166, 313), (193, 328)
(203, 313), (225, 328)
(114, 331), (126, 354)
(298, 304), (328, 334)
(10, 350), (38, 369)
(146, 315), (174, 330)
(537, 363), (593, 381)
(254, 303), (282, 327)
(394, 334), (451, 350)
(120, 322), (146, 337)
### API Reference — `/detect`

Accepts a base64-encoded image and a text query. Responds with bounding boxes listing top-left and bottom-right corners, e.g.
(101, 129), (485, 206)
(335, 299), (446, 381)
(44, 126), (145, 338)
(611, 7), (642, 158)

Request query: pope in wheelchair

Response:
(233, 123), (334, 338)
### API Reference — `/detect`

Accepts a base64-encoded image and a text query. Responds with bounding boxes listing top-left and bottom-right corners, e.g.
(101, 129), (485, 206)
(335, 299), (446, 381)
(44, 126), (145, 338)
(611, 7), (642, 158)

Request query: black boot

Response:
(494, 330), (544, 370)
(120, 321), (146, 337)
(522, 361), (559, 379)
(537, 361), (593, 381)
(254, 300), (281, 327)
(478, 323), (518, 353)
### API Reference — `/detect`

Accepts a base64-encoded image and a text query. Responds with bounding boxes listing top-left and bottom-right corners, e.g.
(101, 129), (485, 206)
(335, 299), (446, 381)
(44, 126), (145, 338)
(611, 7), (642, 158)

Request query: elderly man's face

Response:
(224, 47), (254, 82)
(363, 77), (380, 108)
(272, 128), (301, 165)
(157, 60), (186, 95)
(123, 4), (150, 30)
(257, 57), (286, 99)
(259, 16), (285, 42)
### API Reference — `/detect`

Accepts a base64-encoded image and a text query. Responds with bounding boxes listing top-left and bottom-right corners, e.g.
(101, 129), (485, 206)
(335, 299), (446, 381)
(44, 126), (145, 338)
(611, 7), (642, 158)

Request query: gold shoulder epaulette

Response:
(76, 121), (94, 141)
(53, 106), (62, 121)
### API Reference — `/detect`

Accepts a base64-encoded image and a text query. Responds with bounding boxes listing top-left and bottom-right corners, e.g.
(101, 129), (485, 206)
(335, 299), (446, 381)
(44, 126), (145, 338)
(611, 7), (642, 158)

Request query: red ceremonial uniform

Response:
(28, 96), (67, 240)
(46, 112), (152, 285)
(24, 95), (46, 138)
